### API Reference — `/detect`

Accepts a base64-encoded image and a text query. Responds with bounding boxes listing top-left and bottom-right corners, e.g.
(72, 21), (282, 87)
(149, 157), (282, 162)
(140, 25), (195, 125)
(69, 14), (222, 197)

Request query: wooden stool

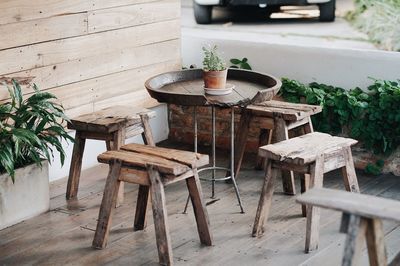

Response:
(235, 100), (322, 195)
(66, 105), (156, 205)
(92, 143), (212, 265)
(252, 132), (360, 253)
(297, 188), (400, 266)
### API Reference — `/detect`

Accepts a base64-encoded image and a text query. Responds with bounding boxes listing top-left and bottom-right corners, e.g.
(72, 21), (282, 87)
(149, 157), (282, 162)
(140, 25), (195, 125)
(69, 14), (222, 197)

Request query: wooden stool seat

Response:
(252, 132), (360, 253)
(93, 145), (212, 265)
(234, 100), (322, 195)
(297, 188), (400, 266)
(66, 105), (156, 204)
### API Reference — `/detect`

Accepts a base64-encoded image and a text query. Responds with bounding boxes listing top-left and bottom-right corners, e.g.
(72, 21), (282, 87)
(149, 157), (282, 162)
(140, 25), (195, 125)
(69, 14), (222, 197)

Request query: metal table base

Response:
(183, 106), (244, 213)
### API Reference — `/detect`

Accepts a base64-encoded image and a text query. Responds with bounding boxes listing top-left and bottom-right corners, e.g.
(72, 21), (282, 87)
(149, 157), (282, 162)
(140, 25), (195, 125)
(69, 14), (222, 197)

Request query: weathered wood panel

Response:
(0, 19), (180, 75)
(0, 0), (157, 25)
(88, 0), (180, 33)
(0, 40), (180, 99)
(50, 60), (180, 110)
(0, 13), (88, 50)
(0, 0), (181, 122)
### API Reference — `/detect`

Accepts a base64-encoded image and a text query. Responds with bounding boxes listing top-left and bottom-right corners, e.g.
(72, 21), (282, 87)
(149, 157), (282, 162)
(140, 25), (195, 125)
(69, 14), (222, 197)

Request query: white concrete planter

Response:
(0, 162), (49, 230)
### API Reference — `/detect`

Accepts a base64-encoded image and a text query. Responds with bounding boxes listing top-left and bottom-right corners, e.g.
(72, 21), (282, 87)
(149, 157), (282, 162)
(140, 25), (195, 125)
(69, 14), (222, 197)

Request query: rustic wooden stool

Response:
(66, 106), (156, 205)
(297, 188), (400, 266)
(235, 100), (322, 195)
(92, 143), (212, 265)
(252, 132), (360, 253)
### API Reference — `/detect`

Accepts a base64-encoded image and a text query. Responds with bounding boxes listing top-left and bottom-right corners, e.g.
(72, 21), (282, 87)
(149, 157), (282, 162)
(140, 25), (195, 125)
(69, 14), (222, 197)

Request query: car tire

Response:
(193, 2), (213, 24)
(319, 0), (335, 22)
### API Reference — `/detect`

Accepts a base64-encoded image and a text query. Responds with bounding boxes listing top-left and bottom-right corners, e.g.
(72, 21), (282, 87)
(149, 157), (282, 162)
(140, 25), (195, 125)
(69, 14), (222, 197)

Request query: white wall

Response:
(48, 104), (169, 182)
(182, 33), (400, 89)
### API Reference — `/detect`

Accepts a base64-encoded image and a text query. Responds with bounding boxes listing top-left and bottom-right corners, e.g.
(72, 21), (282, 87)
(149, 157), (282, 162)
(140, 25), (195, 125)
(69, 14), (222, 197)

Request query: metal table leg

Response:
(183, 106), (245, 213)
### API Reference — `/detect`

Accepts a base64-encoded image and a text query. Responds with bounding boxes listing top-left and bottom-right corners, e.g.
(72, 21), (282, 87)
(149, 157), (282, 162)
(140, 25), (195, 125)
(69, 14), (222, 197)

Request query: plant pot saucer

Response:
(204, 83), (235, 95)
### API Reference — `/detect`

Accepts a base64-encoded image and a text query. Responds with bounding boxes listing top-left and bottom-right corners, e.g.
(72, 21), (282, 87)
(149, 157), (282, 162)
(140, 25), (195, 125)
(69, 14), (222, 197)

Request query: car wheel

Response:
(193, 1), (213, 24)
(319, 0), (335, 22)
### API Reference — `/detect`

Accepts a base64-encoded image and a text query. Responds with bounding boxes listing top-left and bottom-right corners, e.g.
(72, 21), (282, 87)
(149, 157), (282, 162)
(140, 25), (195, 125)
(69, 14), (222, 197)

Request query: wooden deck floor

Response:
(1, 142), (399, 265)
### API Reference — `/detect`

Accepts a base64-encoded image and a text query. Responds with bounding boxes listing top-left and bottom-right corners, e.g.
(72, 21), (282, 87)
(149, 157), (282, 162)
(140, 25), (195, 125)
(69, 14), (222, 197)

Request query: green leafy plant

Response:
(0, 80), (74, 182)
(279, 78), (400, 155)
(364, 159), (385, 175)
(230, 58), (252, 70)
(202, 45), (226, 71)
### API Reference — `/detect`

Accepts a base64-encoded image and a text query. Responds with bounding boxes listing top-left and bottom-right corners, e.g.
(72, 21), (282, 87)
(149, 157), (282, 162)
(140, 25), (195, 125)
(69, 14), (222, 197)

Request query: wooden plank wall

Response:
(0, 0), (181, 118)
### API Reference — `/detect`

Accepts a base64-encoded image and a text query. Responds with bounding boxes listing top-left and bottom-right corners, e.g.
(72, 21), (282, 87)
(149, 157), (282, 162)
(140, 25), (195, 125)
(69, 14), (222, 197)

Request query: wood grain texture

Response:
(147, 165), (173, 265)
(259, 132), (358, 164)
(366, 218), (388, 266)
(98, 150), (190, 176)
(134, 185), (150, 231)
(2, 39), (180, 96)
(274, 117), (296, 195)
(252, 160), (277, 237)
(92, 160), (122, 249)
(342, 215), (368, 266)
(88, 0), (180, 33)
(186, 170), (213, 246)
(121, 143), (209, 168)
(68, 105), (154, 133)
(232, 108), (252, 178)
(0, 20), (180, 77)
(0, 157), (399, 265)
(66, 132), (86, 200)
(296, 188), (400, 222)
(247, 100), (322, 121)
(305, 155), (325, 253)
(145, 68), (281, 107)
(0, 0), (158, 25)
(0, 13), (87, 50)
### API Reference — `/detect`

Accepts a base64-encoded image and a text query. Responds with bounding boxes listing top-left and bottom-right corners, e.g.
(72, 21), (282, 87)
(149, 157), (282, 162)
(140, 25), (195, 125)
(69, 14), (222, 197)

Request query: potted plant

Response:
(202, 45), (228, 90)
(0, 79), (73, 230)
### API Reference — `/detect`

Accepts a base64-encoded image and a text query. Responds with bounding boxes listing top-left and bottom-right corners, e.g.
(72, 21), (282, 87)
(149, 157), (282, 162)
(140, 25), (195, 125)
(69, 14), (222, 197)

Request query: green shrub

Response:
(279, 78), (400, 155)
(0, 80), (74, 182)
(347, 0), (400, 51)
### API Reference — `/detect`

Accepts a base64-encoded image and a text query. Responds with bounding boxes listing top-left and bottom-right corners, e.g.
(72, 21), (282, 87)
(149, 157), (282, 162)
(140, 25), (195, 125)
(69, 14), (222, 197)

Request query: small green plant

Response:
(229, 58), (252, 70)
(279, 78), (400, 155)
(202, 45), (226, 71)
(364, 159), (385, 175)
(0, 80), (74, 182)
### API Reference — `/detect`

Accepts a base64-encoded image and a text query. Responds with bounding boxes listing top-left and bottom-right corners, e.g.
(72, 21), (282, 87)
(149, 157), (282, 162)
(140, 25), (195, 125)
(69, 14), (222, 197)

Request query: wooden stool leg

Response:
(303, 116), (314, 134)
(342, 215), (368, 266)
(300, 174), (310, 217)
(300, 117), (313, 216)
(341, 147), (360, 193)
(112, 129), (126, 207)
(134, 185), (150, 231)
(186, 169), (213, 246)
(366, 218), (387, 266)
(232, 108), (252, 179)
(140, 113), (156, 146)
(66, 131), (86, 200)
(305, 154), (324, 253)
(92, 160), (122, 249)
(256, 128), (273, 170)
(147, 165), (173, 266)
(252, 160), (277, 237)
(274, 117), (296, 195)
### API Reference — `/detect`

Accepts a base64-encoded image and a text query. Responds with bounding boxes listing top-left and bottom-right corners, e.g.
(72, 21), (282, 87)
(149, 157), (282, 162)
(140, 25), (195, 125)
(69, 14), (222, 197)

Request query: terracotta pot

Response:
(203, 69), (228, 89)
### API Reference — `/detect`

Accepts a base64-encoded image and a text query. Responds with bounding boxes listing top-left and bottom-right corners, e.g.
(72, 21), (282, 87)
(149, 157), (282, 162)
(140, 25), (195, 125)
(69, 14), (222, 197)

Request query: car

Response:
(193, 0), (336, 24)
